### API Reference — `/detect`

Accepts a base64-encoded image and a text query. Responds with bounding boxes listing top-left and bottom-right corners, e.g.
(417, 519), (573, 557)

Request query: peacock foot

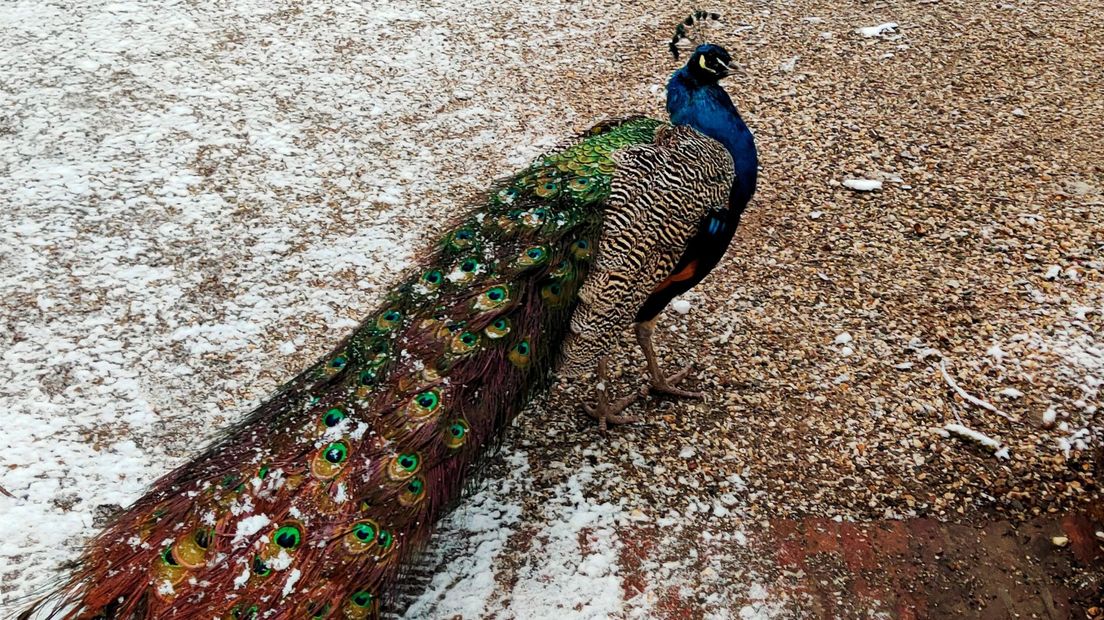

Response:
(649, 364), (704, 399)
(582, 357), (644, 433)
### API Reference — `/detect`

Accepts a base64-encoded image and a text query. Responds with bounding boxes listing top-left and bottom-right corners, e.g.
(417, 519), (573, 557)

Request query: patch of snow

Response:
(856, 22), (899, 38)
(233, 514), (271, 544)
(842, 178), (883, 192)
(281, 568), (301, 598)
(672, 299), (692, 315)
(943, 424), (1009, 459)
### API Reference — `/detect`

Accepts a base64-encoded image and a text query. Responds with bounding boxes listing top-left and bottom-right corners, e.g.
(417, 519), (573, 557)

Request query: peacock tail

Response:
(22, 116), (665, 620)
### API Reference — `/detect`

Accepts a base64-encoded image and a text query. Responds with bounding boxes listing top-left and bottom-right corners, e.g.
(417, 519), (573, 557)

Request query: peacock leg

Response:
(635, 319), (704, 399)
(582, 356), (643, 432)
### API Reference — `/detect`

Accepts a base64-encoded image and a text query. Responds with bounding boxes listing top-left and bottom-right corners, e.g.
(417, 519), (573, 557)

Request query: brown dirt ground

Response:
(470, 0), (1104, 617)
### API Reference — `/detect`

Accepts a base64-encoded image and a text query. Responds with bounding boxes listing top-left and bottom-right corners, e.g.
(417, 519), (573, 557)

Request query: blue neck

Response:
(666, 68), (758, 212)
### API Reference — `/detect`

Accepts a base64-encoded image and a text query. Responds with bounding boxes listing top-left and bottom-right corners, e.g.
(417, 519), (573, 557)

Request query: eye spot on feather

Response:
(421, 269), (444, 289)
(509, 340), (532, 368)
(387, 452), (421, 480)
(273, 524), (303, 550)
(541, 282), (566, 306)
(444, 419), (470, 449)
(450, 330), (481, 353)
(376, 309), (402, 331)
(325, 353), (348, 375)
(399, 476), (426, 506)
(484, 317), (511, 339)
(251, 555), (271, 577)
(405, 389), (441, 421)
(517, 246), (549, 268)
(349, 591), (375, 609)
(229, 604), (260, 620)
(377, 529), (394, 551)
(474, 285), (511, 311)
(306, 601), (331, 619)
(571, 239), (592, 259)
(322, 407), (346, 428)
(449, 228), (476, 250)
(311, 440), (350, 479)
(160, 545), (180, 567)
(172, 528), (212, 568)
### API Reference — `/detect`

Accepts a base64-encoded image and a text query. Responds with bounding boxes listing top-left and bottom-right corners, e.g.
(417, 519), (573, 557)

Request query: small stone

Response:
(842, 178), (883, 192)
(1051, 536), (1069, 547)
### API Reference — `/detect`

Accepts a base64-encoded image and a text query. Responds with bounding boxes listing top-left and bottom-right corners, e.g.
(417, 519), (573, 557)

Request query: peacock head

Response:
(685, 44), (736, 82)
(667, 12), (737, 83)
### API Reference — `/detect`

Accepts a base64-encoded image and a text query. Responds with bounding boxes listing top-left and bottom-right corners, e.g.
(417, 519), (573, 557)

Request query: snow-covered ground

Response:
(0, 0), (706, 615)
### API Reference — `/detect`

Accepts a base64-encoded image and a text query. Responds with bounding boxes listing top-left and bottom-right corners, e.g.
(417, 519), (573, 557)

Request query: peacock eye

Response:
(461, 259), (478, 272)
(350, 591), (374, 608)
(461, 332), (477, 344)
(307, 602), (331, 619)
(160, 546), (179, 566)
(423, 269), (443, 284)
(377, 530), (394, 549)
(494, 318), (507, 329)
(251, 556), (271, 576)
(274, 524), (302, 550)
(415, 390), (439, 410)
(329, 355), (347, 370)
(324, 442), (349, 464)
(444, 418), (470, 449)
(574, 240), (589, 250)
(384, 311), (400, 321)
(231, 604), (260, 620)
(352, 521), (376, 542)
(517, 342), (530, 355)
(398, 454), (419, 472)
(456, 230), (473, 240)
(194, 528), (212, 549)
(322, 408), (346, 427)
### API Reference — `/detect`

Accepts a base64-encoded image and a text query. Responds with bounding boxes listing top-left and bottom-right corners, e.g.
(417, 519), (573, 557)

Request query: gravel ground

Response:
(2, 0), (1101, 617)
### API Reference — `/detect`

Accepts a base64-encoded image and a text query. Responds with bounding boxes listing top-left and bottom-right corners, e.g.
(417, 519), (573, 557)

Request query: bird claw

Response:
(583, 394), (643, 434)
(583, 357), (644, 434)
(649, 365), (704, 399)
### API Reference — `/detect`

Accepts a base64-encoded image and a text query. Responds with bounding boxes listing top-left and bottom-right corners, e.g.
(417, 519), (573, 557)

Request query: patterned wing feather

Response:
(561, 125), (733, 374)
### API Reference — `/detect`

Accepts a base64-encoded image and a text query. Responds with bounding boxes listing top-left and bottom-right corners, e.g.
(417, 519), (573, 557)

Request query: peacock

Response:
(21, 12), (757, 619)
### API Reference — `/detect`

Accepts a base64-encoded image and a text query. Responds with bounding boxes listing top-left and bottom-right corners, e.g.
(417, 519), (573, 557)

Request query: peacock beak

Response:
(717, 59), (742, 79)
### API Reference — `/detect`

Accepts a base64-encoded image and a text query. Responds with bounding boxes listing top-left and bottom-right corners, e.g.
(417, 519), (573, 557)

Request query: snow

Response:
(842, 178), (884, 192)
(943, 424), (1010, 459)
(233, 514), (272, 544)
(855, 22), (899, 38)
(1, 0), (685, 611)
(672, 299), (693, 315)
(834, 332), (853, 345)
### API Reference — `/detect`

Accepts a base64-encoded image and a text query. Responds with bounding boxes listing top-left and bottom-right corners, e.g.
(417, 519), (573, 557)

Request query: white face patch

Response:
(699, 54), (717, 74)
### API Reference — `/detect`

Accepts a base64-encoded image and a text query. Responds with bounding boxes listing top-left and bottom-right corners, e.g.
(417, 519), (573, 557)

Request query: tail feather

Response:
(23, 116), (664, 619)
